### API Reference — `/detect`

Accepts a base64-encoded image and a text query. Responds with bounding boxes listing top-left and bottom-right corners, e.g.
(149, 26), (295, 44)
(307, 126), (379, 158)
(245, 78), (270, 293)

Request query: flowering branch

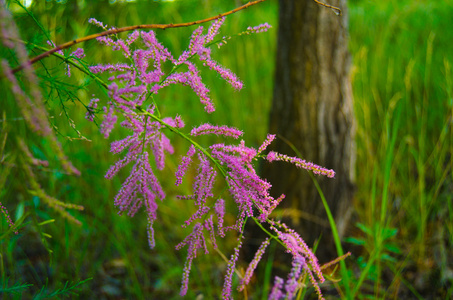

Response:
(8, 0), (266, 75)
(4, 0), (340, 76)
(77, 16), (336, 298)
(1, 0), (346, 297)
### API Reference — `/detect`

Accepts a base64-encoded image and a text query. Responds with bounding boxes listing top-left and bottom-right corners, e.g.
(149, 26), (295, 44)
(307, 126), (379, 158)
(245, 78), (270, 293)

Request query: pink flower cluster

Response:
(104, 112), (177, 247)
(89, 17), (249, 263)
(89, 18), (250, 252)
(190, 123), (243, 138)
(267, 151), (335, 178)
(269, 220), (325, 299)
(247, 23), (272, 34)
(86, 17), (333, 299)
(269, 255), (309, 300)
(89, 16), (242, 122)
(238, 237), (270, 291)
(173, 131), (329, 298)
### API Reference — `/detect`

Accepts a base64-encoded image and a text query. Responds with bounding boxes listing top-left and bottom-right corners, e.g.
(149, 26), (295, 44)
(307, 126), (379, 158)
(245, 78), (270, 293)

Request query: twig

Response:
(9, 0), (266, 75)
(313, 0), (342, 15)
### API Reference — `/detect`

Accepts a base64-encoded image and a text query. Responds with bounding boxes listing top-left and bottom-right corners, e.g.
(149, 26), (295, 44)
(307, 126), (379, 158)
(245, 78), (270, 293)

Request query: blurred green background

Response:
(1, 0), (452, 298)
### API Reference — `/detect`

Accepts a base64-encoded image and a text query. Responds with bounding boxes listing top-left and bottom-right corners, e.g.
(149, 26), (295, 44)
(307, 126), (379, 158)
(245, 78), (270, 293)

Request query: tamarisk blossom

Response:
(87, 16), (332, 298)
(175, 145), (197, 186)
(89, 16), (243, 128)
(172, 16), (244, 106)
(113, 151), (165, 248)
(105, 113), (178, 248)
(268, 256), (307, 300)
(246, 23), (272, 34)
(105, 114), (177, 177)
(174, 135), (282, 296)
(269, 277), (285, 300)
(258, 133), (276, 154)
(222, 237), (243, 299)
(88, 28), (174, 133)
(269, 220), (325, 299)
(181, 153), (217, 228)
(214, 198), (226, 237)
(176, 222), (209, 296)
(176, 133), (282, 231)
(284, 255), (306, 298)
(267, 151), (335, 178)
(88, 18), (109, 31)
(190, 123), (243, 138)
(174, 131), (333, 297)
(91, 18), (251, 254)
(210, 137), (290, 224)
(238, 238), (271, 291)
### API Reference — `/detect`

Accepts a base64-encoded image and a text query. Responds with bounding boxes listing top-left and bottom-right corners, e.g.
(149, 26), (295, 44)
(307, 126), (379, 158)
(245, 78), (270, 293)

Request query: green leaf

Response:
(384, 243), (402, 254)
(344, 237), (366, 246)
(356, 222), (373, 236)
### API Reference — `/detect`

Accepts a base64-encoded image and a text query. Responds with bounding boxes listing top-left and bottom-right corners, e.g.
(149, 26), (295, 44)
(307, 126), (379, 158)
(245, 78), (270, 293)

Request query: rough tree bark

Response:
(263, 0), (356, 261)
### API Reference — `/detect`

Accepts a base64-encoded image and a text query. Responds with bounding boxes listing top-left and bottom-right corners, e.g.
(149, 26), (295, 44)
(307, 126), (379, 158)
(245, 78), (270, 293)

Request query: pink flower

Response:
(190, 123), (243, 138)
(266, 151), (335, 178)
(175, 145), (196, 186)
(247, 23), (272, 34)
(238, 238), (270, 291)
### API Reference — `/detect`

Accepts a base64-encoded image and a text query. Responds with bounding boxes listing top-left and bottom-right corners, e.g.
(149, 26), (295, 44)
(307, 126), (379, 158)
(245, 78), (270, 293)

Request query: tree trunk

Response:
(263, 0), (355, 262)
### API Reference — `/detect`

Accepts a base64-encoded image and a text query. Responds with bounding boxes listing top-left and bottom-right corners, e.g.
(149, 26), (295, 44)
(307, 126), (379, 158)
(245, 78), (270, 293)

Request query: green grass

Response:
(1, 0), (452, 298)
(349, 0), (453, 297)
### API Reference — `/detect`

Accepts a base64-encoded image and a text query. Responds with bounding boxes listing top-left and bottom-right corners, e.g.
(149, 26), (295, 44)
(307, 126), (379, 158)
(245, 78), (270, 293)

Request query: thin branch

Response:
(313, 0), (342, 15)
(9, 0), (266, 75)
